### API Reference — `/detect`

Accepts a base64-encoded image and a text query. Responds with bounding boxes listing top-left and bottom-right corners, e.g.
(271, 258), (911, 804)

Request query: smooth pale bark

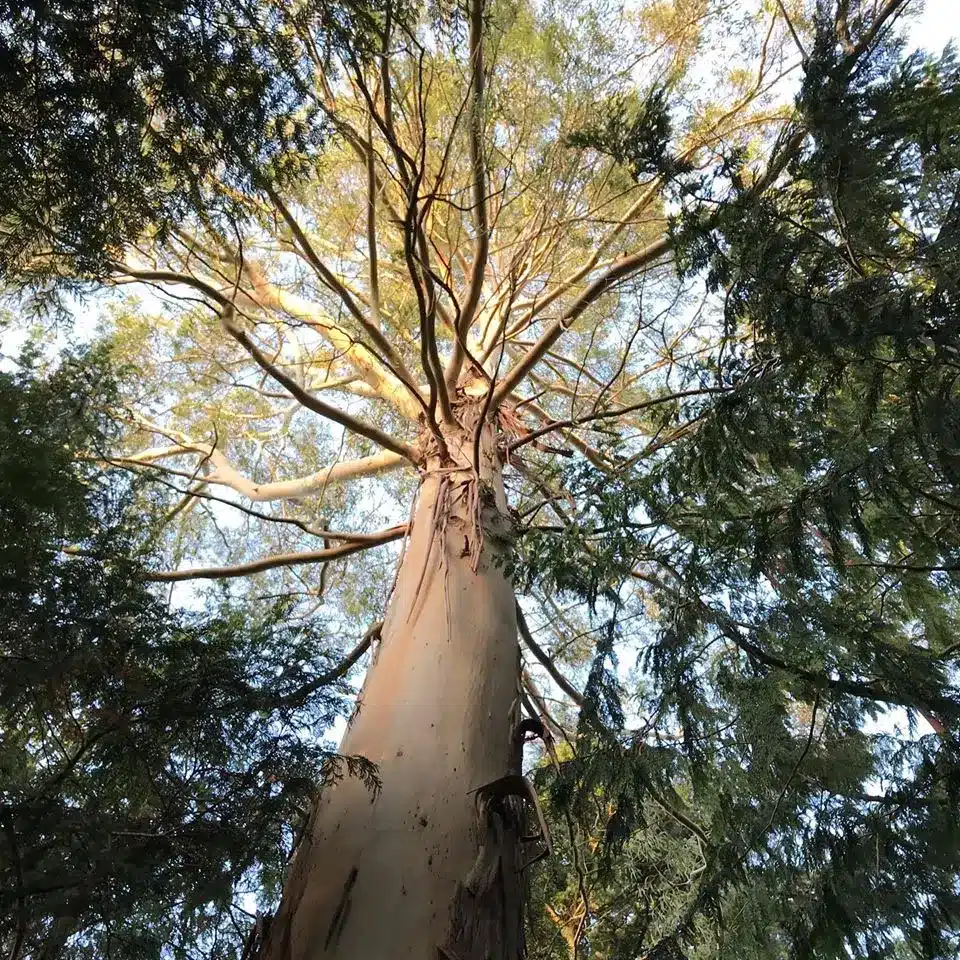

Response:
(260, 404), (527, 960)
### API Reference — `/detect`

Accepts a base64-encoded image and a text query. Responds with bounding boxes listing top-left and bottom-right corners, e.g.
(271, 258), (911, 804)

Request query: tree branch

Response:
(277, 621), (383, 708)
(775, 0), (808, 68)
(492, 237), (671, 405)
(517, 602), (585, 708)
(111, 446), (408, 502)
(507, 386), (732, 453)
(445, 0), (489, 389)
(220, 309), (419, 463)
(135, 474), (402, 542)
(144, 525), (406, 582)
(261, 185), (419, 393)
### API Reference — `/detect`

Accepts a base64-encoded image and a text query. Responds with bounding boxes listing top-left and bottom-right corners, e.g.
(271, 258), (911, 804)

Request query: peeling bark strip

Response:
(439, 767), (552, 959)
(441, 790), (526, 960)
(257, 413), (528, 960)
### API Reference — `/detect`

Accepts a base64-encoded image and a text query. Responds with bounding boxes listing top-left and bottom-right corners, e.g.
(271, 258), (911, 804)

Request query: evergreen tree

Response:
(0, 344), (375, 960)
(519, 11), (960, 958)
(0, 0), (394, 301)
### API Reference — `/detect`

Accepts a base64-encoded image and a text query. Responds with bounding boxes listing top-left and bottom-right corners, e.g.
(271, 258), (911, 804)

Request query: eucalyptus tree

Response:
(26, 0), (958, 958)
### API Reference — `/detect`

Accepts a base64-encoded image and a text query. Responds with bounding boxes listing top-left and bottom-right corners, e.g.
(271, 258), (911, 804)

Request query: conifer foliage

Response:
(520, 11), (960, 958)
(0, 347), (372, 959)
(0, 0), (390, 294)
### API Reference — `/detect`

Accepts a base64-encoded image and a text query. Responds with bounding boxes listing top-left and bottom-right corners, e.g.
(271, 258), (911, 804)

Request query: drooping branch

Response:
(132, 474), (401, 542)
(276, 621), (383, 708)
(117, 268), (232, 308)
(145, 525), (407, 582)
(721, 619), (959, 721)
(627, 561), (959, 723)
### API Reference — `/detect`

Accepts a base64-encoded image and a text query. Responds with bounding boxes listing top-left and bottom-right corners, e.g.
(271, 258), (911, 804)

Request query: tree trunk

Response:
(261, 408), (530, 960)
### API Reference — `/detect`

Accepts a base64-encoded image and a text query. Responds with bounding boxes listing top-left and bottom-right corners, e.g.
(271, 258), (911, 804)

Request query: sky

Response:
(907, 0), (960, 52)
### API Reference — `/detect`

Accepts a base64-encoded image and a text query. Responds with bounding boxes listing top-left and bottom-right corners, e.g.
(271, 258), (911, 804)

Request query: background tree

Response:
(0, 342), (376, 960)
(3, 0), (959, 958)
(521, 13), (960, 958)
(0, 0), (394, 307)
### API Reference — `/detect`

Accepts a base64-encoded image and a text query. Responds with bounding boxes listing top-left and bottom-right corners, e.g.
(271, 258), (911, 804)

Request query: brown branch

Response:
(366, 122), (383, 330)
(117, 268), (231, 307)
(522, 669), (575, 743)
(507, 386), (731, 453)
(775, 0), (808, 67)
(516, 602), (585, 708)
(492, 237), (671, 405)
(261, 184), (419, 391)
(139, 474), (404, 542)
(145, 525), (406, 582)
(835, 0), (853, 52)
(220, 310), (419, 463)
(646, 784), (712, 849)
(445, 0), (489, 389)
(702, 603), (960, 722)
(845, 0), (911, 69)
(277, 621), (382, 708)
(847, 560), (960, 573)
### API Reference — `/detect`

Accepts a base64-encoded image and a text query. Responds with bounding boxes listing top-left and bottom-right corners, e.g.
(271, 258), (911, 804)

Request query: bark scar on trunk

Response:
(324, 866), (358, 950)
(471, 774), (552, 872)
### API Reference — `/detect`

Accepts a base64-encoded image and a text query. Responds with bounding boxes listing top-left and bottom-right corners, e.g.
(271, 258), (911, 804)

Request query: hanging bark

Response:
(259, 402), (534, 960)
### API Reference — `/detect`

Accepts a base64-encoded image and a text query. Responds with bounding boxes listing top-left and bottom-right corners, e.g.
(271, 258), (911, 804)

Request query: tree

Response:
(6, 0), (959, 958)
(521, 15), (960, 958)
(0, 0), (393, 304)
(0, 343), (377, 960)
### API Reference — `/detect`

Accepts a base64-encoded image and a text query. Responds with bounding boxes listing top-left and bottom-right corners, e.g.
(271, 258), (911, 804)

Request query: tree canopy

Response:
(2, 0), (960, 958)
(0, 0), (396, 301)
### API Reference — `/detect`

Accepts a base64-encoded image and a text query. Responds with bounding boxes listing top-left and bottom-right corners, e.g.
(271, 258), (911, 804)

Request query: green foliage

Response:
(566, 87), (690, 180)
(0, 0), (394, 301)
(0, 348), (374, 959)
(522, 20), (960, 960)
